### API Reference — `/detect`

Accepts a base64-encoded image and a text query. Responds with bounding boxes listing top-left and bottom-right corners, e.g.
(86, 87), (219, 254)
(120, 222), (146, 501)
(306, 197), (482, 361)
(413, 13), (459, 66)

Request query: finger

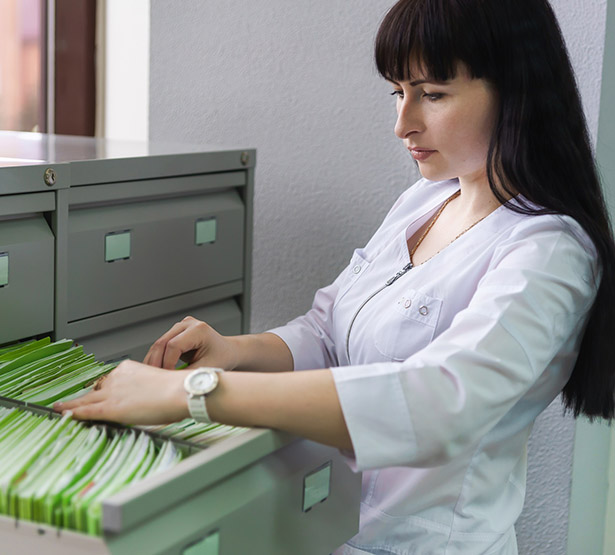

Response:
(144, 323), (184, 366)
(64, 401), (110, 422)
(161, 323), (207, 369)
(144, 320), (190, 367)
(54, 389), (106, 412)
(161, 335), (190, 369)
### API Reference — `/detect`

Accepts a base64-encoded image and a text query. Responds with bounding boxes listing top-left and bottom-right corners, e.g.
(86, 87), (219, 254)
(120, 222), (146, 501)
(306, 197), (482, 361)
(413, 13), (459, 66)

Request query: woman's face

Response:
(390, 61), (498, 187)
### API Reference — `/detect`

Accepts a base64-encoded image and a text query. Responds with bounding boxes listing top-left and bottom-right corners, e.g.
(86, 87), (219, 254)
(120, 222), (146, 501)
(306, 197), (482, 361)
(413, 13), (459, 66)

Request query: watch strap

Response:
(188, 393), (213, 423)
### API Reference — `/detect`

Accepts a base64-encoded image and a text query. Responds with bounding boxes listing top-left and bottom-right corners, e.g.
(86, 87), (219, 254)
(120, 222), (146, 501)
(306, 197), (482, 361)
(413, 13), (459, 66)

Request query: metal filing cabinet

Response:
(0, 132), (254, 357)
(0, 131), (361, 554)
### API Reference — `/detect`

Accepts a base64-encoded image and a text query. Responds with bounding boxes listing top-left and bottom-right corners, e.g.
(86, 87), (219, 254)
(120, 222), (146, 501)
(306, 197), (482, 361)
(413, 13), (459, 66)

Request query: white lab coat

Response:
(269, 178), (598, 555)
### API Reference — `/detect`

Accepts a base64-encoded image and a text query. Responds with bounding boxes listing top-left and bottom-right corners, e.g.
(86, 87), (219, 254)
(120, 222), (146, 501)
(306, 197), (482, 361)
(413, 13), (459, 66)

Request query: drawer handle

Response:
(105, 230), (131, 262)
(302, 460), (332, 512)
(0, 253), (8, 287)
(195, 217), (217, 246)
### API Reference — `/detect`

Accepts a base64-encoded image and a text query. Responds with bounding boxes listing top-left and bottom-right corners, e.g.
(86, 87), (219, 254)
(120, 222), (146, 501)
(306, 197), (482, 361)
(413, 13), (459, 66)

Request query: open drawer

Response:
(0, 425), (361, 555)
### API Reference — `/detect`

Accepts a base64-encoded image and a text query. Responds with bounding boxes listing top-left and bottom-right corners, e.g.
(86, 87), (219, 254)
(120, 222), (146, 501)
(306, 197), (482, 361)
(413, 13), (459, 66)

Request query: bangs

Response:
(375, 0), (486, 83)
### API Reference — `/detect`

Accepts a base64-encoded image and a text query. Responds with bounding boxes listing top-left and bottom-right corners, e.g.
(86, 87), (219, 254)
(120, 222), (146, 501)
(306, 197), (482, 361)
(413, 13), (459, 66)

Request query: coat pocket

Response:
(374, 289), (443, 361)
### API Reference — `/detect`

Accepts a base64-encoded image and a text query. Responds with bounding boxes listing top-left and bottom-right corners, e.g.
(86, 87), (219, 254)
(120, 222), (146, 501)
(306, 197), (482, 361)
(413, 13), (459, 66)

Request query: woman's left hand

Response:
(53, 360), (190, 425)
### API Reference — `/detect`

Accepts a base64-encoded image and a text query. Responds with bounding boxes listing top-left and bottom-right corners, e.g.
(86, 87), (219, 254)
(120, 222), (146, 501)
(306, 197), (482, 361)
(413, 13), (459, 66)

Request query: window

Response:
(0, 0), (96, 136)
(0, 0), (47, 132)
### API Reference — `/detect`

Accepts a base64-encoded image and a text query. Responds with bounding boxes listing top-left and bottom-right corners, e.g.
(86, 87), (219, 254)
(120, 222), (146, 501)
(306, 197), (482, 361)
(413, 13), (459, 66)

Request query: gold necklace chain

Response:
(409, 189), (491, 266)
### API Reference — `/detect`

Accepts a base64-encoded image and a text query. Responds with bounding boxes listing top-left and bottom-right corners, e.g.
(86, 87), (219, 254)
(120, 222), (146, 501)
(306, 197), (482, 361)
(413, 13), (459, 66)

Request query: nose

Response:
(394, 97), (422, 139)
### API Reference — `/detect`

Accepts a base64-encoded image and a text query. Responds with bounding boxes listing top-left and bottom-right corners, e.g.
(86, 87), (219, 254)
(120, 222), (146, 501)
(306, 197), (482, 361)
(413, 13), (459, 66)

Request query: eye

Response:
(390, 90), (404, 99)
(422, 92), (444, 102)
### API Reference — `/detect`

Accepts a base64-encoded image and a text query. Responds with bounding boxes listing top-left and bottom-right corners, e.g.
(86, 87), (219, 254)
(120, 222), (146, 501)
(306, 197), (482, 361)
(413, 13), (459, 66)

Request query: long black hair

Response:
(375, 0), (615, 420)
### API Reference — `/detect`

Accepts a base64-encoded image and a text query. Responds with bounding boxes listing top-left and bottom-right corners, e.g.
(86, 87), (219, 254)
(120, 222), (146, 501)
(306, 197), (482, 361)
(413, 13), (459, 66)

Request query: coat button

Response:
(404, 299), (412, 309)
(419, 305), (429, 316)
(353, 265), (361, 274)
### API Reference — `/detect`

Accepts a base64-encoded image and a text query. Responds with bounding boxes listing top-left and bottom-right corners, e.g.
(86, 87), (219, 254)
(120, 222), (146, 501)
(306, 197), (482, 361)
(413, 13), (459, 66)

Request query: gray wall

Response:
(149, 1), (607, 552)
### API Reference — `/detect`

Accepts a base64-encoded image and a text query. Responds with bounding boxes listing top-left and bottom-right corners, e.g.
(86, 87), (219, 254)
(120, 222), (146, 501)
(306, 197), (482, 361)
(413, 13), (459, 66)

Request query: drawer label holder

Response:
(105, 230), (131, 262)
(302, 460), (332, 512)
(195, 217), (217, 245)
(0, 253), (8, 287)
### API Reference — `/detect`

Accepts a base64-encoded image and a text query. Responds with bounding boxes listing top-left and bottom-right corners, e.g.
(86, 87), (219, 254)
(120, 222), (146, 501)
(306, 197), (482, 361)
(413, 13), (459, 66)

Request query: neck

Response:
(455, 175), (508, 217)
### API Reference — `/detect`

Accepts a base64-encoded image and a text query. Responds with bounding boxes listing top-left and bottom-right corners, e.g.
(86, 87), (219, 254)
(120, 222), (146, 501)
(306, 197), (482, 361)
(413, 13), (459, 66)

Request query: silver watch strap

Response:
(188, 394), (213, 424)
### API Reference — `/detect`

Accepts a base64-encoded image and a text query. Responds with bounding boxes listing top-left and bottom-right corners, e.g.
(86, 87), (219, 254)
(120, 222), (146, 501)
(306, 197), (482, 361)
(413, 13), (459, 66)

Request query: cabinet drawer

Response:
(67, 191), (244, 321)
(76, 298), (242, 363)
(0, 215), (54, 344)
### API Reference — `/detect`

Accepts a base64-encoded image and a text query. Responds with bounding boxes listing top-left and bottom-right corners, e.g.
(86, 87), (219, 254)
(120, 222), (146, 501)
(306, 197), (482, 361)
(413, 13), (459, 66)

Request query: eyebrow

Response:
(387, 78), (450, 87)
(409, 79), (450, 87)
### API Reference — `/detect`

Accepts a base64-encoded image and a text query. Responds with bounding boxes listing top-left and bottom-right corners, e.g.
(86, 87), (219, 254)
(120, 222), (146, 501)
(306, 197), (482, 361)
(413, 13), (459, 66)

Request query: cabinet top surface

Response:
(0, 131), (252, 167)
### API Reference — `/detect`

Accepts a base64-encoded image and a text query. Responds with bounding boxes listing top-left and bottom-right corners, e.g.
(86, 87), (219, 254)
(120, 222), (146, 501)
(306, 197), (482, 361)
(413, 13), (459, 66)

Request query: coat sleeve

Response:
(331, 216), (599, 470)
(267, 273), (344, 370)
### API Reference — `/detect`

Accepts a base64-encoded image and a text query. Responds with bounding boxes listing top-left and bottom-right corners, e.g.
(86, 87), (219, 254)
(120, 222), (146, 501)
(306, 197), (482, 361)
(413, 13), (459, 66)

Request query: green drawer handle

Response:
(105, 231), (131, 262)
(0, 253), (8, 287)
(195, 218), (217, 246)
(303, 461), (332, 512)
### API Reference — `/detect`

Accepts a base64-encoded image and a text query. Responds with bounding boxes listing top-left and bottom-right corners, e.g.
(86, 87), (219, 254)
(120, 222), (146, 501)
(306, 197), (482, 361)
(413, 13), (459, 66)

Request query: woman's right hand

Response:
(143, 316), (238, 370)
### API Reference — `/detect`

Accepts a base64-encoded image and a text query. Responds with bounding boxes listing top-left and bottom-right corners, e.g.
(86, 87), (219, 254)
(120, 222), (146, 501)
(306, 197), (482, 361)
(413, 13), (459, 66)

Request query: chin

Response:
(417, 167), (451, 182)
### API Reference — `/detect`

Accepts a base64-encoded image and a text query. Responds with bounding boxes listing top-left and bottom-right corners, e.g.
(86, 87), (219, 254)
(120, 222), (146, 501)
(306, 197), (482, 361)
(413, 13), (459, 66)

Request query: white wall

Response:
(149, 0), (417, 332)
(148, 1), (607, 552)
(104, 0), (150, 141)
(550, 0), (607, 145)
(567, 417), (613, 554)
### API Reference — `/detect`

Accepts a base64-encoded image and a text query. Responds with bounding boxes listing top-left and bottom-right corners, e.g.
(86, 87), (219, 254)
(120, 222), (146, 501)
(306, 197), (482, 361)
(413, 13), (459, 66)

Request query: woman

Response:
(55, 0), (615, 553)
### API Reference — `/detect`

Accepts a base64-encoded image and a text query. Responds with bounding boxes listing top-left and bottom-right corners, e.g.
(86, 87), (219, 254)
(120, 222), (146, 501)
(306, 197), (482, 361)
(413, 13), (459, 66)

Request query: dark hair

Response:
(375, 0), (615, 420)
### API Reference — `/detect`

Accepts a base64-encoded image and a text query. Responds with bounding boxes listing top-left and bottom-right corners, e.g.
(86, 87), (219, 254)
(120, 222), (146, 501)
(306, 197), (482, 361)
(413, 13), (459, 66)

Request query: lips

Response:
(408, 147), (436, 161)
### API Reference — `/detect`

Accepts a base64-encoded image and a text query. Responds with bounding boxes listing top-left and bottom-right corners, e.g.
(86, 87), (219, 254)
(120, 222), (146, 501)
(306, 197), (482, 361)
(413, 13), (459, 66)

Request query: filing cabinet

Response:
(0, 131), (361, 554)
(0, 131), (254, 358)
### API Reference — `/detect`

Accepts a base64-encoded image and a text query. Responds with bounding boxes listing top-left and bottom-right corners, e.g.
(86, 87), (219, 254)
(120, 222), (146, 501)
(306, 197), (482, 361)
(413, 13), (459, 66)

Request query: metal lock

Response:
(44, 168), (57, 187)
(240, 151), (250, 166)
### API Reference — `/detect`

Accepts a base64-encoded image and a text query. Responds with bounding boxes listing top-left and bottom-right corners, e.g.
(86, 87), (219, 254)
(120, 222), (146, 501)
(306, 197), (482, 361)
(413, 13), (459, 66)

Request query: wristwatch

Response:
(184, 367), (224, 424)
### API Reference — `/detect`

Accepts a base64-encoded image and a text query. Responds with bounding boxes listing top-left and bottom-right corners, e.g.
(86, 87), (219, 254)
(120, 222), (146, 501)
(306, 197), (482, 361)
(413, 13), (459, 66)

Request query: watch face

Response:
(186, 370), (219, 395)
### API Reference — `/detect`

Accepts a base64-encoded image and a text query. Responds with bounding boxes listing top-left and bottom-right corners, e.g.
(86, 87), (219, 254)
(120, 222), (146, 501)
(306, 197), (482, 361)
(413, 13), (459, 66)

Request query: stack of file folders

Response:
(0, 337), (248, 536)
